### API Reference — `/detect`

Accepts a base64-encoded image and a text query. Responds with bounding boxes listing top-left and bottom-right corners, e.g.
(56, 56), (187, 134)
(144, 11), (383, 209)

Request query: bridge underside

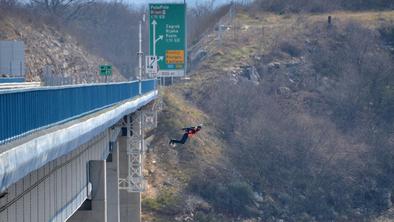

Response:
(0, 90), (158, 222)
(0, 131), (109, 222)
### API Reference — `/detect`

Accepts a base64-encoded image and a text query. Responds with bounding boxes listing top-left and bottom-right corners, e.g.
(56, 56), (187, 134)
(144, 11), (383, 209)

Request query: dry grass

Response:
(144, 9), (394, 221)
(159, 88), (228, 167)
(309, 10), (394, 28)
(142, 88), (230, 220)
(186, 10), (394, 84)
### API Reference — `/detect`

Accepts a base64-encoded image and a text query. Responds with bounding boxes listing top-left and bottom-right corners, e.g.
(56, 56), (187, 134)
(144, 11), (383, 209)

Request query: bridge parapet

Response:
(0, 80), (157, 193)
(0, 79), (156, 144)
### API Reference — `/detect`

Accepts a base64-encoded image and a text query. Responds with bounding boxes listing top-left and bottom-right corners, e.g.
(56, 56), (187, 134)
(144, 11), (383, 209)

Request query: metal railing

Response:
(141, 79), (156, 94)
(0, 77), (25, 83)
(0, 79), (156, 144)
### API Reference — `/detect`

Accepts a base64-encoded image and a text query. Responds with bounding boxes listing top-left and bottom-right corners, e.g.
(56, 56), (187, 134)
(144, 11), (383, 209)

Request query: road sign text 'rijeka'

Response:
(149, 3), (186, 77)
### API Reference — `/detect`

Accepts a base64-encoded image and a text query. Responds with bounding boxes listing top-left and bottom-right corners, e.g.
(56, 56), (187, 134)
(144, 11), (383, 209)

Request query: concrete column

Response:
(118, 136), (141, 222)
(68, 160), (107, 222)
(107, 142), (120, 222)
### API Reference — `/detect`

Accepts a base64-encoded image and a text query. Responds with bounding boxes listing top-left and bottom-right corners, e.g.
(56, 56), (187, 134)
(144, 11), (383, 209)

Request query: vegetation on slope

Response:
(252, 0), (394, 13)
(143, 89), (242, 221)
(145, 8), (394, 222)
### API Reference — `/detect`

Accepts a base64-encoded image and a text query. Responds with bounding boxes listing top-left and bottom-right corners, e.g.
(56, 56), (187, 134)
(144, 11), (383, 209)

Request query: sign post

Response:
(149, 3), (186, 77)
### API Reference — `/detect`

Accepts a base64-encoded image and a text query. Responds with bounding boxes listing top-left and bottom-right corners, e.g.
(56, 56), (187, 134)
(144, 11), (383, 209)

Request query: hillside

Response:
(144, 9), (394, 222)
(0, 11), (125, 83)
(142, 89), (235, 221)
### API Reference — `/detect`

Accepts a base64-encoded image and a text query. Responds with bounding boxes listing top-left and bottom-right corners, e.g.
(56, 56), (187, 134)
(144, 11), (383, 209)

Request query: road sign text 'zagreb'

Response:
(149, 3), (186, 77)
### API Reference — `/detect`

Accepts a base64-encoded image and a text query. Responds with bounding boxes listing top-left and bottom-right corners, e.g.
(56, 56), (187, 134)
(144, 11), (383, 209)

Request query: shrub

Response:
(194, 211), (227, 222)
(379, 25), (394, 53)
(279, 41), (302, 57)
(308, 22), (394, 129)
(225, 181), (256, 215)
(142, 189), (183, 215)
(189, 175), (257, 217)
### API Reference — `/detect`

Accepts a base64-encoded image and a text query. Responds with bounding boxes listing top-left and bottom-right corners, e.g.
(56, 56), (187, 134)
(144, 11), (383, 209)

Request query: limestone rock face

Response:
(0, 16), (125, 83)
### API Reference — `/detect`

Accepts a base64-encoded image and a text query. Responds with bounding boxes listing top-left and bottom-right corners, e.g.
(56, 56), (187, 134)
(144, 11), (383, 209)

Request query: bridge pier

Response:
(68, 160), (107, 222)
(107, 141), (120, 222)
(118, 136), (141, 222)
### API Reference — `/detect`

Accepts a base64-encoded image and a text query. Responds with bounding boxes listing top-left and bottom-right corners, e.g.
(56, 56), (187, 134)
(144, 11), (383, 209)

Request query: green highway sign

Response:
(149, 3), (186, 77)
(99, 65), (112, 76)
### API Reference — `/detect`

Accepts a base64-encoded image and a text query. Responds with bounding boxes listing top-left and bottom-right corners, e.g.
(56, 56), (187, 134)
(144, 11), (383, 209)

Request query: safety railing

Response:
(0, 77), (25, 83)
(141, 79), (156, 94)
(0, 79), (156, 144)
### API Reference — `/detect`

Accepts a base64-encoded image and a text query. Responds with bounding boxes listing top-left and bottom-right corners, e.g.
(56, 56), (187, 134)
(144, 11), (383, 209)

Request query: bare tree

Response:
(187, 3), (231, 45)
(30, 0), (93, 21)
(0, 0), (17, 8)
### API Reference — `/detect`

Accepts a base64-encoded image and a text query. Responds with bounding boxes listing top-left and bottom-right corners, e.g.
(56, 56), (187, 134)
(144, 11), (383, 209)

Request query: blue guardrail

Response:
(0, 77), (25, 83)
(0, 79), (156, 144)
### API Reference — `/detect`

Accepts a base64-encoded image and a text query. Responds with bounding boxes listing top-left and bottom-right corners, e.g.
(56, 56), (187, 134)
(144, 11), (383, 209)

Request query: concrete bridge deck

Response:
(0, 80), (158, 222)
